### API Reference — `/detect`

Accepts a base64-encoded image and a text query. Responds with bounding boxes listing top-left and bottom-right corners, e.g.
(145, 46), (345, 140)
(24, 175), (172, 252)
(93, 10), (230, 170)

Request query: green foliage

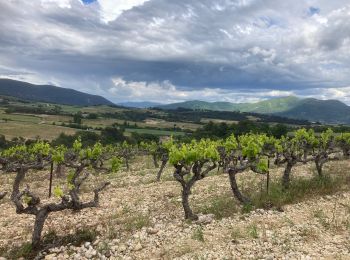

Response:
(73, 137), (82, 152)
(337, 132), (350, 144)
(256, 157), (269, 173)
(66, 171), (75, 190)
(238, 133), (266, 160)
(73, 112), (82, 125)
(111, 156), (123, 173)
(80, 142), (103, 160)
(100, 127), (126, 145)
(30, 141), (51, 157)
(169, 139), (219, 165)
(23, 194), (32, 205)
(53, 186), (64, 198)
(319, 128), (334, 149)
(140, 141), (158, 153)
(223, 134), (238, 152)
(51, 145), (67, 163)
(293, 128), (318, 149)
(2, 144), (27, 159)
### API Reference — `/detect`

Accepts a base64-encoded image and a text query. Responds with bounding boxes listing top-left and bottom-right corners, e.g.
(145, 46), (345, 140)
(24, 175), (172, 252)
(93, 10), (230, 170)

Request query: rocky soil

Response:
(1, 157), (350, 259)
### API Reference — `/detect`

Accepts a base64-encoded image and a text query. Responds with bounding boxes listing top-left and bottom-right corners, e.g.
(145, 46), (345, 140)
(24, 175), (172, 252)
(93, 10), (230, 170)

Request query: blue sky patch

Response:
(308, 6), (320, 16)
(82, 0), (96, 4)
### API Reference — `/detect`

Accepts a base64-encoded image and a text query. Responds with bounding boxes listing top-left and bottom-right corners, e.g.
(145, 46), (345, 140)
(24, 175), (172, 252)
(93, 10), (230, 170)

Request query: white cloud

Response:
(98, 0), (150, 23)
(108, 77), (297, 104)
(297, 86), (350, 102)
(41, 0), (72, 8)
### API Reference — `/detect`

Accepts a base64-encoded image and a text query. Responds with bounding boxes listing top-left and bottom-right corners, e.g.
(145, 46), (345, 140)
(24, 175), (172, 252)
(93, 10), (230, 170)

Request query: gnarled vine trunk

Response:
(152, 154), (159, 168)
(315, 158), (324, 177)
(125, 158), (130, 171)
(156, 154), (168, 181)
(55, 163), (65, 178)
(282, 161), (294, 189)
(181, 185), (197, 220)
(10, 163), (110, 249)
(173, 162), (216, 220)
(228, 169), (251, 204)
(32, 210), (49, 249)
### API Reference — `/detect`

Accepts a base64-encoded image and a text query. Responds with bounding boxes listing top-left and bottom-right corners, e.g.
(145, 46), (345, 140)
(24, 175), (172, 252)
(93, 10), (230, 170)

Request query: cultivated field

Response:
(1, 157), (350, 259)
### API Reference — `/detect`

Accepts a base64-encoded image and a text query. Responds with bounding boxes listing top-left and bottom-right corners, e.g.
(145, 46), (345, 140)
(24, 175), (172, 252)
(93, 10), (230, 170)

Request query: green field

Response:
(0, 98), (192, 140)
(0, 121), (78, 140)
(125, 128), (186, 136)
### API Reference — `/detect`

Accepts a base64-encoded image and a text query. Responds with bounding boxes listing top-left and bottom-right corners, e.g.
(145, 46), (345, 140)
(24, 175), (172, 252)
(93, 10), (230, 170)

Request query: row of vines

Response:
(1, 129), (350, 249)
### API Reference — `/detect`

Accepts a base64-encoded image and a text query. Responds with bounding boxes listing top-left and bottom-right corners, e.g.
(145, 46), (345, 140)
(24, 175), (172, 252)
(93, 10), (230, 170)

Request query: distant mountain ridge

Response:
(157, 96), (350, 124)
(158, 96), (301, 114)
(0, 79), (114, 106)
(118, 101), (162, 108)
(1, 78), (349, 124)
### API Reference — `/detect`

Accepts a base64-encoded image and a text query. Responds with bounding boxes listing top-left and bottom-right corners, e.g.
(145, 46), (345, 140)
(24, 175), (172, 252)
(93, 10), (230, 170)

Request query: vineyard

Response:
(1, 129), (350, 259)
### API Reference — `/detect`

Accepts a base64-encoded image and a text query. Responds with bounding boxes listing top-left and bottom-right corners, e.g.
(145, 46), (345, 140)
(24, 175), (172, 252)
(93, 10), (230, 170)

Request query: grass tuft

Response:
(198, 194), (238, 219)
(251, 174), (345, 210)
(192, 226), (205, 242)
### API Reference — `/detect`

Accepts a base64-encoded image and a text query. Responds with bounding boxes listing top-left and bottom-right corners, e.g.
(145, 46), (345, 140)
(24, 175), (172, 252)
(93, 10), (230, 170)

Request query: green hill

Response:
(0, 79), (114, 106)
(159, 96), (301, 113)
(158, 96), (350, 124)
(277, 98), (350, 124)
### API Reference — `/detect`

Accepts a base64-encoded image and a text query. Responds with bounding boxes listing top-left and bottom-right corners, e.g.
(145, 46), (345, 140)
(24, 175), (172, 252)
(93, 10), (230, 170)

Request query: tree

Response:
(100, 127), (125, 145)
(168, 139), (218, 220)
(271, 124), (288, 138)
(73, 112), (83, 125)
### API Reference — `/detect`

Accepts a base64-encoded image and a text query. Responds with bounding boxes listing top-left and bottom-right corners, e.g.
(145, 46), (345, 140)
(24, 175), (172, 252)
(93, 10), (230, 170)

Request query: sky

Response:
(0, 0), (350, 104)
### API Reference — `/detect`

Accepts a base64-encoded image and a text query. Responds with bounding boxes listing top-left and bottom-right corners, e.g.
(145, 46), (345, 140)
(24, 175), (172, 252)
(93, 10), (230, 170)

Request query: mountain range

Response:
(1, 78), (350, 125)
(118, 101), (162, 108)
(157, 96), (350, 124)
(0, 79), (113, 106)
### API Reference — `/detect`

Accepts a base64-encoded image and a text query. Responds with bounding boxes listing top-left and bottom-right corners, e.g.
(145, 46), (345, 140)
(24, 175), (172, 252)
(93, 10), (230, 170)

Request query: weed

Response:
(230, 227), (245, 241)
(241, 203), (254, 214)
(251, 175), (344, 210)
(42, 228), (98, 247)
(192, 226), (205, 242)
(283, 216), (295, 227)
(299, 226), (317, 240)
(247, 224), (259, 239)
(0, 243), (33, 259)
(97, 241), (111, 255)
(313, 209), (329, 229)
(198, 194), (238, 219)
(122, 214), (151, 232)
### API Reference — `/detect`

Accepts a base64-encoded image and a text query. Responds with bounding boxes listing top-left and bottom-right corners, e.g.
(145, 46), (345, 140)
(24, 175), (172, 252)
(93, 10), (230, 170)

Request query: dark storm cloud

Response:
(0, 0), (350, 103)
